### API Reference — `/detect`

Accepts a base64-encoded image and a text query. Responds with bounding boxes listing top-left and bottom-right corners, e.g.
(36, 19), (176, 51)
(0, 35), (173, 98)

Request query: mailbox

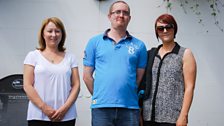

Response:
(0, 74), (28, 126)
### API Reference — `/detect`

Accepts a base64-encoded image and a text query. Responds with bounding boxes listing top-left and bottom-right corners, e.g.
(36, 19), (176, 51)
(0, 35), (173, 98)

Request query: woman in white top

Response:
(23, 17), (80, 126)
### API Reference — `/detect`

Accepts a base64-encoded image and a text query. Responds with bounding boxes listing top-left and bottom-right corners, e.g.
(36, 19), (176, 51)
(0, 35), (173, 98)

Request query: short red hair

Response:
(155, 14), (178, 40)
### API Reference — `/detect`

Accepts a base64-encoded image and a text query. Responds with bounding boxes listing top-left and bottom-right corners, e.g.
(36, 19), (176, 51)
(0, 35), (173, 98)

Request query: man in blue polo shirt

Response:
(83, 1), (147, 126)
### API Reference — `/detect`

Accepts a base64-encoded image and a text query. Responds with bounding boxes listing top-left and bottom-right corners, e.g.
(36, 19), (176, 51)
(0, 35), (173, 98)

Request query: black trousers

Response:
(143, 121), (175, 126)
(28, 119), (76, 126)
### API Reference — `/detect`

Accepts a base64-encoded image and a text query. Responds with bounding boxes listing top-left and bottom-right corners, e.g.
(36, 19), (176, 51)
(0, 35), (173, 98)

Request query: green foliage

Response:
(162, 0), (224, 32)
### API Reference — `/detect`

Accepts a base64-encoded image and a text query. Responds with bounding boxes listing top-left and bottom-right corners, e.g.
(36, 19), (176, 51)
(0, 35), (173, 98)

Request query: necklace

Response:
(45, 55), (56, 63)
(41, 50), (64, 64)
(51, 59), (54, 63)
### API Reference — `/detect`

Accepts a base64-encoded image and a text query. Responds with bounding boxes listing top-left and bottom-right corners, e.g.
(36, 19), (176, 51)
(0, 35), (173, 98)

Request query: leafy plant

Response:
(160, 0), (224, 32)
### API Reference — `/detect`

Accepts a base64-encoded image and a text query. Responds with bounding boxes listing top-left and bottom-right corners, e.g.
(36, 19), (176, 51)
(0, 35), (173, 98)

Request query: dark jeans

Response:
(143, 121), (175, 126)
(28, 119), (76, 126)
(92, 108), (139, 126)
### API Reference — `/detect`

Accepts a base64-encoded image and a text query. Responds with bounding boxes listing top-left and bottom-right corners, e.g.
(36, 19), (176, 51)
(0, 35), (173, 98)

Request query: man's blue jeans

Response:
(92, 108), (139, 126)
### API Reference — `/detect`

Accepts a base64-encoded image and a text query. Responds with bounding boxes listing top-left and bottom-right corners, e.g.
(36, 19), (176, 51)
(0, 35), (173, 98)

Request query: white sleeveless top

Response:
(24, 50), (78, 121)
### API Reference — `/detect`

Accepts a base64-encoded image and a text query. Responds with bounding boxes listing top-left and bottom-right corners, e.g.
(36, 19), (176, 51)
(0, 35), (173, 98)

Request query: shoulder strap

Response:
(138, 48), (157, 99)
(144, 47), (157, 99)
(138, 47), (157, 107)
(147, 48), (157, 71)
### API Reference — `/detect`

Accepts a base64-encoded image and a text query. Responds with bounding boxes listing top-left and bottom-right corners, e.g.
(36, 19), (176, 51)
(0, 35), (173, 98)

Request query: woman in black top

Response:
(142, 14), (197, 126)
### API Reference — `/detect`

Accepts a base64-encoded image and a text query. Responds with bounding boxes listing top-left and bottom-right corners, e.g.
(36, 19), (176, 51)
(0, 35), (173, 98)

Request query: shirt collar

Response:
(157, 42), (180, 54)
(103, 29), (132, 40)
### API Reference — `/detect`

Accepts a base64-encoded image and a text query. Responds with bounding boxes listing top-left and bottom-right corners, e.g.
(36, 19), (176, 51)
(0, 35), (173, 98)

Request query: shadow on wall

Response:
(0, 74), (28, 126)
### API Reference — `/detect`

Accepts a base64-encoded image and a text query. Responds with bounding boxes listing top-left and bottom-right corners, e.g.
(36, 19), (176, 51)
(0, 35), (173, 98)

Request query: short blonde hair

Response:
(108, 1), (130, 15)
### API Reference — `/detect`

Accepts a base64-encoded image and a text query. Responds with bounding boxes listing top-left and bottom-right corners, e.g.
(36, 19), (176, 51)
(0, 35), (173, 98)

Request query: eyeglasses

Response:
(156, 24), (174, 32)
(111, 10), (130, 16)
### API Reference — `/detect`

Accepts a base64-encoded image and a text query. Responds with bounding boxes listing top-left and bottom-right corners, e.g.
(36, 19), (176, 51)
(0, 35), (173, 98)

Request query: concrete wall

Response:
(0, 0), (224, 125)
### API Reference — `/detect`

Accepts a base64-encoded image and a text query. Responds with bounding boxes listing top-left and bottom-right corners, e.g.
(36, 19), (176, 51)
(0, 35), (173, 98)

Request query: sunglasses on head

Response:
(156, 24), (174, 32)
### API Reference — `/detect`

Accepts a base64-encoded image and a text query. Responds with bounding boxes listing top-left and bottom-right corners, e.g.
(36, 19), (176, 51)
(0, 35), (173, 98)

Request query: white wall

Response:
(0, 0), (224, 125)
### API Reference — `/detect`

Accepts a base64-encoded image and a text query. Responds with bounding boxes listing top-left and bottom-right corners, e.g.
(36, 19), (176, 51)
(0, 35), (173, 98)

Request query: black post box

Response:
(0, 74), (28, 126)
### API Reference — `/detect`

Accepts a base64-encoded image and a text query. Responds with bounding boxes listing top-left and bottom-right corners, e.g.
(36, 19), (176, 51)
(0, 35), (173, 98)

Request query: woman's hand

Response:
(51, 105), (68, 122)
(41, 103), (56, 121)
(176, 115), (188, 126)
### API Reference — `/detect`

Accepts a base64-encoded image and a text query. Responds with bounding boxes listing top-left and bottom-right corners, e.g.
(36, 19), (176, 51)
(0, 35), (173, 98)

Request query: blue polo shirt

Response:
(83, 29), (147, 109)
